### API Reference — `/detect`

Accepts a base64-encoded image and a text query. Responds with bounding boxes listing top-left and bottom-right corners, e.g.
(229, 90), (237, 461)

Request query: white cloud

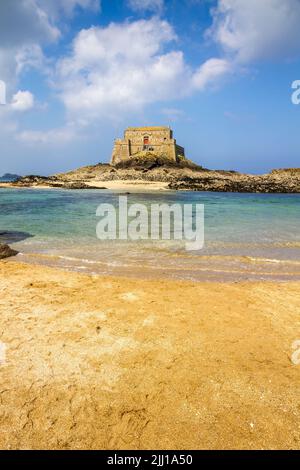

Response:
(53, 17), (237, 124)
(6, 0), (300, 151)
(128, 0), (164, 13)
(15, 44), (47, 76)
(61, 18), (176, 70)
(192, 0), (300, 100)
(56, 18), (192, 120)
(209, 0), (300, 63)
(0, 0), (101, 90)
(0, 0), (103, 147)
(0, 0), (60, 48)
(10, 90), (34, 112)
(0, 0), (60, 95)
(192, 57), (232, 90)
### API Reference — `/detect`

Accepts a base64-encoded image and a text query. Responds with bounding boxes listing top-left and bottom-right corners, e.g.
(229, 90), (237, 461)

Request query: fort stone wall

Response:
(111, 126), (185, 165)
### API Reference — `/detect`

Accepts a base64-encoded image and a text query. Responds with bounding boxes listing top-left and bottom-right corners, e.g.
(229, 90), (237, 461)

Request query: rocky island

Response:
(1, 127), (300, 193)
(5, 154), (300, 193)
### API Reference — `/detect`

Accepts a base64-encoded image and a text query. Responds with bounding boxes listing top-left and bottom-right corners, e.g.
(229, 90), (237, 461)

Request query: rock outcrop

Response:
(12, 175), (57, 187)
(12, 175), (106, 190)
(168, 170), (300, 193)
(114, 151), (202, 171)
(0, 244), (18, 259)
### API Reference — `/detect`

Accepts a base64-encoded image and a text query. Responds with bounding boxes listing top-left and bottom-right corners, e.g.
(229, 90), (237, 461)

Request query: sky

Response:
(0, 0), (300, 175)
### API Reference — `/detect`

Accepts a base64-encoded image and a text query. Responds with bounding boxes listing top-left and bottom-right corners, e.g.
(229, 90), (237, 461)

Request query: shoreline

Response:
(1, 259), (300, 449)
(2, 180), (300, 193)
(10, 250), (300, 283)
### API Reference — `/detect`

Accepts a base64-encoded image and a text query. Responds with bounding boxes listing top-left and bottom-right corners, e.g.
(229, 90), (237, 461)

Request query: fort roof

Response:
(125, 126), (170, 131)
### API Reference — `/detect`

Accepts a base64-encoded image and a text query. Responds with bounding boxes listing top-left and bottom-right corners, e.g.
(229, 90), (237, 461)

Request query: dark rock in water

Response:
(86, 186), (107, 190)
(0, 231), (33, 244)
(0, 244), (18, 259)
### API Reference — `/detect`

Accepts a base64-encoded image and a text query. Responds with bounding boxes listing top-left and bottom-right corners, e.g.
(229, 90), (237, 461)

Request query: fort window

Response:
(143, 136), (149, 145)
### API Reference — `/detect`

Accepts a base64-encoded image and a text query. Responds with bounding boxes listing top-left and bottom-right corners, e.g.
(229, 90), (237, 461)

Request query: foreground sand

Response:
(1, 261), (300, 449)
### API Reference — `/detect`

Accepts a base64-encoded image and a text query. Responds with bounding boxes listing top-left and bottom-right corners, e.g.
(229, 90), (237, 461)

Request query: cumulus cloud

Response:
(0, 0), (103, 145)
(5, 0), (300, 149)
(190, 0), (300, 99)
(54, 16), (236, 124)
(0, 0), (60, 48)
(192, 57), (232, 90)
(0, 0), (101, 89)
(0, 89), (35, 114)
(10, 90), (34, 111)
(128, 0), (164, 13)
(56, 18), (192, 120)
(15, 44), (48, 76)
(209, 0), (300, 63)
(0, 0), (59, 95)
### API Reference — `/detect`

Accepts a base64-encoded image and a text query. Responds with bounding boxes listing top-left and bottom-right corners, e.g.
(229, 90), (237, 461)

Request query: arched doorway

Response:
(143, 135), (149, 150)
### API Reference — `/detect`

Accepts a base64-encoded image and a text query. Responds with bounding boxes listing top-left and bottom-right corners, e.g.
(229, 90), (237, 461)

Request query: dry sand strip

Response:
(0, 261), (300, 449)
(0, 180), (170, 191)
(86, 180), (170, 191)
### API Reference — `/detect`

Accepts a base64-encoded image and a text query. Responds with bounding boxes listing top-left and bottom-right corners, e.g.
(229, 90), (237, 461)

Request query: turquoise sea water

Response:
(0, 188), (300, 281)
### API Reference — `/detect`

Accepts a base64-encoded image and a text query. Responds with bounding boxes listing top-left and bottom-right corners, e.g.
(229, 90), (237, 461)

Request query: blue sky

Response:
(0, 0), (300, 175)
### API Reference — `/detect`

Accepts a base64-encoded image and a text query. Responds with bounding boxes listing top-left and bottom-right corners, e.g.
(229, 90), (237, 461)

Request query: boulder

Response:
(0, 244), (18, 259)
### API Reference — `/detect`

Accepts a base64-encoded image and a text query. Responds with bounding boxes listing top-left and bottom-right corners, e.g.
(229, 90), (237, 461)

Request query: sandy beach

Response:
(0, 180), (170, 191)
(85, 180), (170, 191)
(1, 260), (300, 449)
(2, 0), (300, 458)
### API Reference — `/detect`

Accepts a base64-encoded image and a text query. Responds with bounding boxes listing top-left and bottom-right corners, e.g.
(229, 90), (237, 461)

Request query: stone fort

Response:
(111, 126), (185, 165)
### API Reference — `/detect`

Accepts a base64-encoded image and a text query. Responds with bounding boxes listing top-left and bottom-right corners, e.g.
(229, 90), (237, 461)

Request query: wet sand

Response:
(1, 260), (300, 449)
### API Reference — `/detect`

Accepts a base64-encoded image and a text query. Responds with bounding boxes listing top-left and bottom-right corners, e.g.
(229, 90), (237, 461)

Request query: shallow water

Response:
(1, 188), (300, 281)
